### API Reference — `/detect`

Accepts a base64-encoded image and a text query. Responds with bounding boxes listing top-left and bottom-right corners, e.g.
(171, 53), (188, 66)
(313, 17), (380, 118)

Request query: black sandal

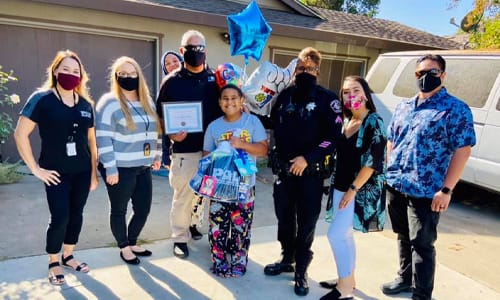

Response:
(61, 254), (89, 273)
(320, 279), (356, 290)
(48, 262), (65, 285)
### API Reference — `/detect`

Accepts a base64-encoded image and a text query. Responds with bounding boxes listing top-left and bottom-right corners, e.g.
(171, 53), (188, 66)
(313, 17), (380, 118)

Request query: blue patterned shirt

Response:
(386, 87), (476, 198)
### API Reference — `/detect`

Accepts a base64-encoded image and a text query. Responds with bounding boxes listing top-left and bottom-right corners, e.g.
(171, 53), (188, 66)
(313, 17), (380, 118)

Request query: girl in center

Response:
(203, 84), (268, 277)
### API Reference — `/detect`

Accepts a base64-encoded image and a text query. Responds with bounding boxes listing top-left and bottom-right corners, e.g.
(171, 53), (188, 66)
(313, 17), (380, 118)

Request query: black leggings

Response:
(99, 165), (152, 248)
(45, 170), (91, 254)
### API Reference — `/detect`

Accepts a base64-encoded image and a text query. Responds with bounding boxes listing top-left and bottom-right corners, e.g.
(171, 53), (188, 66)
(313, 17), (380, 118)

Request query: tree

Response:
(449, 0), (500, 48)
(301, 0), (380, 17)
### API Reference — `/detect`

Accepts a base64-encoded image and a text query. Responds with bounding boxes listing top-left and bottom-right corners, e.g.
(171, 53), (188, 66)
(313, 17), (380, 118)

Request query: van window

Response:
(393, 58), (500, 108)
(392, 59), (418, 99)
(368, 58), (400, 93)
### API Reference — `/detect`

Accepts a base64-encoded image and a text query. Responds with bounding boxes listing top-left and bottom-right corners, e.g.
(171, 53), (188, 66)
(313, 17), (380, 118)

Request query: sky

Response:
(377, 0), (476, 36)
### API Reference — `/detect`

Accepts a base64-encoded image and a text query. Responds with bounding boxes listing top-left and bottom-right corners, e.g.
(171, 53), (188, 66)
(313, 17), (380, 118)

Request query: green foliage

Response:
(450, 0), (500, 48)
(301, 0), (380, 17)
(0, 161), (23, 184)
(0, 65), (23, 183)
(0, 66), (18, 142)
(470, 17), (500, 48)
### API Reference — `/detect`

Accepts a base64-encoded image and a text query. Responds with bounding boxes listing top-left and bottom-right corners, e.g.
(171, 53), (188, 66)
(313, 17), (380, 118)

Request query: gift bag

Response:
(190, 141), (250, 202)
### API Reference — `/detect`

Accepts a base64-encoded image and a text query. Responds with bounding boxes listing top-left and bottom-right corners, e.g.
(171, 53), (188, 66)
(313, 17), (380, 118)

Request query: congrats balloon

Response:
(242, 58), (297, 116)
(215, 63), (246, 90)
(227, 0), (272, 65)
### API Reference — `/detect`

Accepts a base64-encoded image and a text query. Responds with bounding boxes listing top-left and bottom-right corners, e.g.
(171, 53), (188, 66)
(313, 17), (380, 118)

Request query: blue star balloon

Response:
(227, 0), (272, 65)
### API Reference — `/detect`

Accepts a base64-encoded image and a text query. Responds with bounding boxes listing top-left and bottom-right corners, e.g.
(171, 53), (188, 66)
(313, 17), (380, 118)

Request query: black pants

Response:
(272, 174), (324, 272)
(386, 185), (440, 300)
(99, 165), (152, 249)
(45, 170), (91, 254)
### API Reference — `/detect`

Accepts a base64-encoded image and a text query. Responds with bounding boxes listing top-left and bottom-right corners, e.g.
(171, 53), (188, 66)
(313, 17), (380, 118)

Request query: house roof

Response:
(33, 0), (462, 50)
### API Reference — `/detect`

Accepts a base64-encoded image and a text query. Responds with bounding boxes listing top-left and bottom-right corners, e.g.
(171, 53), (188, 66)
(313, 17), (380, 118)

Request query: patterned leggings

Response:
(208, 199), (254, 277)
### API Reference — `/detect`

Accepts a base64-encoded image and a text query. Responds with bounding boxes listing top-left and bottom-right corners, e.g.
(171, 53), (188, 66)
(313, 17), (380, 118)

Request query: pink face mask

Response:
(344, 95), (364, 110)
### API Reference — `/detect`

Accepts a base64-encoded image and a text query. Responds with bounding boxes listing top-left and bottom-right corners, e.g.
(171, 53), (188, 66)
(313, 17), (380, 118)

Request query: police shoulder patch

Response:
(330, 99), (342, 113)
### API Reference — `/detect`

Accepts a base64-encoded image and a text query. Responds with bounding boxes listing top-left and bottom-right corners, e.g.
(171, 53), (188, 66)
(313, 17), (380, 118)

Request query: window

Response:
(367, 58), (400, 93)
(272, 49), (367, 94)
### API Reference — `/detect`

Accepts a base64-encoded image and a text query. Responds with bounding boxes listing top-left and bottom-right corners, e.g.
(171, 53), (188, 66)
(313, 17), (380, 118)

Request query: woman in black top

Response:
(14, 50), (98, 285)
(320, 76), (387, 300)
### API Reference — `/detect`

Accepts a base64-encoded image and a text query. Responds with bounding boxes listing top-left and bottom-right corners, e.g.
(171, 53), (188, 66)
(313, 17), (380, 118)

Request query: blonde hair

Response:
(298, 47), (322, 68)
(42, 49), (93, 105)
(109, 56), (160, 133)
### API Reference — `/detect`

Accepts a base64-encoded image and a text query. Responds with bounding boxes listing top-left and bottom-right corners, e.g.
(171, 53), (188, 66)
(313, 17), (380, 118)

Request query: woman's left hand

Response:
(152, 160), (161, 171)
(339, 189), (356, 210)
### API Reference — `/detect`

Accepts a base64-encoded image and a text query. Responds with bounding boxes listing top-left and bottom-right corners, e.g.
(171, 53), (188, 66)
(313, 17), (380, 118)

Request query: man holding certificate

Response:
(156, 29), (221, 258)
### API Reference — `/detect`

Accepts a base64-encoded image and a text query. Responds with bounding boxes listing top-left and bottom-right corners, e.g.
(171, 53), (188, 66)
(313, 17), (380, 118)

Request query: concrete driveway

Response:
(0, 168), (499, 299)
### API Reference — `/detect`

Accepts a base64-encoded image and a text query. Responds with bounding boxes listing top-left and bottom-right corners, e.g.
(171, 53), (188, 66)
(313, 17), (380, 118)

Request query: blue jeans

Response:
(386, 185), (440, 300)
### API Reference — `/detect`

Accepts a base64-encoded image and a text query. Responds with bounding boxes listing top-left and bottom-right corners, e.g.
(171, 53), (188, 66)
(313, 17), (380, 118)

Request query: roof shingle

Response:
(118, 0), (463, 49)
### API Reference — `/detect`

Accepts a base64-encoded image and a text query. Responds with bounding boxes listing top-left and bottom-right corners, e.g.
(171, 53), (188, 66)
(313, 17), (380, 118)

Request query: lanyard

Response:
(55, 86), (76, 106)
(128, 100), (150, 137)
(55, 87), (79, 141)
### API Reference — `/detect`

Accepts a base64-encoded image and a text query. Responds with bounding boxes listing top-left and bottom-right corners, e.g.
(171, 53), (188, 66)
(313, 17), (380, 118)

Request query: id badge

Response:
(66, 142), (77, 156)
(143, 143), (151, 156)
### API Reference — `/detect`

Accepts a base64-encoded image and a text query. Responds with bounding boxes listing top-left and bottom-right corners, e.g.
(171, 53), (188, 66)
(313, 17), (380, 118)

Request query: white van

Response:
(365, 50), (500, 193)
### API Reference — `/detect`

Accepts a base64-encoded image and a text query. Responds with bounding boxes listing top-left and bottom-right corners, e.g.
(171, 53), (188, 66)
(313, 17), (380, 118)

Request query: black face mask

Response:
(183, 50), (206, 67)
(117, 77), (139, 91)
(417, 73), (441, 93)
(295, 72), (317, 93)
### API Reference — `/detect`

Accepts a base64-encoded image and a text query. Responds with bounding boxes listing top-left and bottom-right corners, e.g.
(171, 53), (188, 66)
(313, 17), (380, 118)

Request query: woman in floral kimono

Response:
(320, 76), (387, 300)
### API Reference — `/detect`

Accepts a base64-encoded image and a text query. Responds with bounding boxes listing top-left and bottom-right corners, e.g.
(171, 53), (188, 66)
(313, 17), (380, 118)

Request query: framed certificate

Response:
(162, 101), (203, 134)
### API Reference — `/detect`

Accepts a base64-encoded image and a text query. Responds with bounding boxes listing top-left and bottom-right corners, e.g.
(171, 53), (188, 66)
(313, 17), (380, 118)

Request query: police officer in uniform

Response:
(264, 47), (343, 296)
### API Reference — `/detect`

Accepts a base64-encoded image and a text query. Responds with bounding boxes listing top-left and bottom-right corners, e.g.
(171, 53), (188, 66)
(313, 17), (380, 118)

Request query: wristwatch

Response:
(440, 186), (452, 195)
(349, 184), (359, 192)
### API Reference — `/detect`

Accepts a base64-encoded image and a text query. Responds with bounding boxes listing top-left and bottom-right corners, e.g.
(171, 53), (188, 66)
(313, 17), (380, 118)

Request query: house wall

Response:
(0, 0), (380, 77)
(0, 0), (381, 161)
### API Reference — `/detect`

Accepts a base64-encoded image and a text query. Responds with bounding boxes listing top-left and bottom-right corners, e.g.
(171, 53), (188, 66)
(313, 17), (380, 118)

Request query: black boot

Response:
(264, 251), (295, 276)
(294, 272), (309, 296)
(263, 261), (294, 276)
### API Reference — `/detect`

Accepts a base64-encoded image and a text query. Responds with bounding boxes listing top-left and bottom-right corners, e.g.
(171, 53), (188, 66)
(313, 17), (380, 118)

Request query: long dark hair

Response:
(340, 75), (377, 119)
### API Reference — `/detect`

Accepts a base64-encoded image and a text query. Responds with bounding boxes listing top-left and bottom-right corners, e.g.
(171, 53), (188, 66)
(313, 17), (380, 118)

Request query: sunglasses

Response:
(296, 66), (319, 73)
(415, 68), (442, 78)
(183, 45), (206, 52)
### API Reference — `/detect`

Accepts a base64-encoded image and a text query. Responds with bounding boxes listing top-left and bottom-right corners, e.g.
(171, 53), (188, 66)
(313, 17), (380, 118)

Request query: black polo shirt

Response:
(21, 90), (94, 173)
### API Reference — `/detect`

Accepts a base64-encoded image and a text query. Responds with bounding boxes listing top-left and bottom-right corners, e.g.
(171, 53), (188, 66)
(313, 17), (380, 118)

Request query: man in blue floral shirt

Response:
(381, 54), (476, 300)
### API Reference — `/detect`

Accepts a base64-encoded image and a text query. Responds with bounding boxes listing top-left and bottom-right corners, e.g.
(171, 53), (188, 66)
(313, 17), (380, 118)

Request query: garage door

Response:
(0, 24), (157, 161)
